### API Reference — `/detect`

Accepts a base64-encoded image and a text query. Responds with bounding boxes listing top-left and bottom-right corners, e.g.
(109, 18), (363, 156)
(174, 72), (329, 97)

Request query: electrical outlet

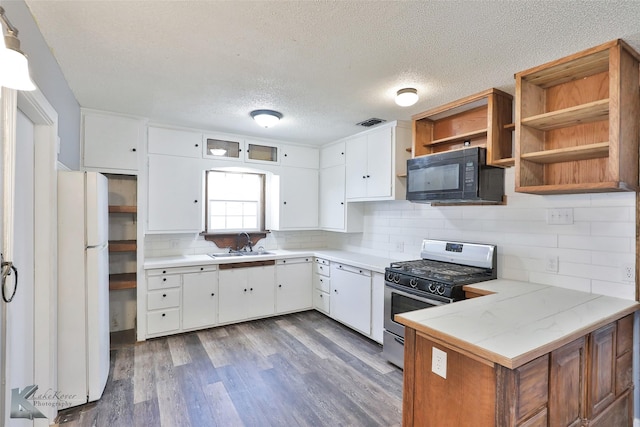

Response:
(394, 242), (404, 252)
(170, 240), (179, 249)
(546, 208), (574, 225)
(622, 263), (635, 282)
(432, 347), (447, 379)
(545, 255), (559, 273)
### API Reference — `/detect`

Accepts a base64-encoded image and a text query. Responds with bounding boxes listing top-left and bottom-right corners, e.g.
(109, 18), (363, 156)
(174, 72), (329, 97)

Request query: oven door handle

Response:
(385, 281), (449, 305)
(394, 336), (404, 345)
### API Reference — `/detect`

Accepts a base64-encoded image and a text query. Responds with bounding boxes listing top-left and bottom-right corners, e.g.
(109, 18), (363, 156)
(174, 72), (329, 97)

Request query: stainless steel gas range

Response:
(383, 239), (497, 368)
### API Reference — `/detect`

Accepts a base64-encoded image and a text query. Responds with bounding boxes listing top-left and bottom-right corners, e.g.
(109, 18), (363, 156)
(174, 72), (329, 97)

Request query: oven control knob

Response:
(428, 282), (437, 293)
(409, 278), (418, 288)
(393, 274), (401, 284)
(436, 285), (445, 295)
(386, 272), (393, 281)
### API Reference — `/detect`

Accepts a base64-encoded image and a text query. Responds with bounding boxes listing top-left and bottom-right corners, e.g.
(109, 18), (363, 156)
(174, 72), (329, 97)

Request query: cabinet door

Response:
(549, 336), (586, 427)
(203, 133), (243, 161)
(330, 264), (371, 335)
(280, 145), (319, 168)
(319, 165), (345, 230)
(277, 167), (318, 229)
(245, 265), (276, 319)
(245, 140), (279, 164)
(345, 135), (368, 199)
(147, 154), (203, 233)
(83, 112), (142, 171)
(182, 270), (218, 330)
(365, 127), (393, 198)
(276, 259), (312, 313)
(588, 323), (616, 418)
(218, 268), (250, 324)
(320, 141), (345, 168)
(148, 127), (202, 158)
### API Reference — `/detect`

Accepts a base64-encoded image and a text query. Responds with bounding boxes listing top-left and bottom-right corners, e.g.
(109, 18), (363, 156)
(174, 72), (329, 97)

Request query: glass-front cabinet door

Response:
(245, 140), (279, 164)
(204, 134), (243, 161)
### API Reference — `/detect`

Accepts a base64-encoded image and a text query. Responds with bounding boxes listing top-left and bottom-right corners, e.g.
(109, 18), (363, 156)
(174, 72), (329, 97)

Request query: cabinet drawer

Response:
(147, 288), (180, 310)
(314, 290), (330, 315)
(333, 263), (371, 277)
(276, 257), (312, 266)
(148, 274), (181, 290)
(147, 309), (180, 335)
(315, 275), (330, 293)
(314, 260), (330, 277)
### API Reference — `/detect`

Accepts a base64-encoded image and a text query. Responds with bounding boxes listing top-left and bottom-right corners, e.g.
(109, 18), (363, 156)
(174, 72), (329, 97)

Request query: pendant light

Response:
(0, 6), (35, 91)
(250, 109), (283, 128)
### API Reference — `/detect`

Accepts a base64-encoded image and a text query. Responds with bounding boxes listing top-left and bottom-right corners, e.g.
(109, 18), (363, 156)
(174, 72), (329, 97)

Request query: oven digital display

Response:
(445, 243), (463, 253)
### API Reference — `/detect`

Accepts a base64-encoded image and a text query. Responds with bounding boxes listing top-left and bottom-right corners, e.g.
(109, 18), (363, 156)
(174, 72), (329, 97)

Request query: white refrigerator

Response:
(57, 171), (110, 409)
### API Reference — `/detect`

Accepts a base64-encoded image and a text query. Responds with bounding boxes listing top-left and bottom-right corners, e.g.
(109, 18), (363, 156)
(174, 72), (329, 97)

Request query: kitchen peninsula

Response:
(397, 280), (639, 426)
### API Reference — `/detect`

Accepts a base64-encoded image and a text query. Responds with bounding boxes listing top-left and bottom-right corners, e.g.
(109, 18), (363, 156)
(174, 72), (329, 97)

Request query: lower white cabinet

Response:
(330, 263), (372, 336)
(182, 267), (218, 330)
(276, 257), (312, 314)
(218, 264), (276, 324)
(146, 268), (182, 337)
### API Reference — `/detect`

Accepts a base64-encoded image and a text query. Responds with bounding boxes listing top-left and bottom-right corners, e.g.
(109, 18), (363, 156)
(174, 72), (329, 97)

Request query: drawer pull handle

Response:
(211, 293), (215, 296)
(200, 267), (204, 271)
(244, 289), (247, 292)
(162, 270), (166, 274)
(162, 294), (166, 297)
(163, 278), (166, 282)
(278, 284), (282, 288)
(250, 287), (253, 291)
(162, 313), (166, 317)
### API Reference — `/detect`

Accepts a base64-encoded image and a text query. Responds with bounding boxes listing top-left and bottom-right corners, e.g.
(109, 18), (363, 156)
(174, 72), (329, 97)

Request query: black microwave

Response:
(406, 147), (504, 203)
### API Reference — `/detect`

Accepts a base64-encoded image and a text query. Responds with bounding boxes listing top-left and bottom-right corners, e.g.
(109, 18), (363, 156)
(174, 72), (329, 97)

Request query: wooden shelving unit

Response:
(109, 239), (137, 252)
(515, 39), (640, 194)
(108, 272), (137, 291)
(109, 205), (137, 213)
(412, 88), (514, 167)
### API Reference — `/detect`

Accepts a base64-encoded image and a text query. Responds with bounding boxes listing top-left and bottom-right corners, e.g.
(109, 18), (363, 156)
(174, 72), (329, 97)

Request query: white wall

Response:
(328, 167), (637, 301)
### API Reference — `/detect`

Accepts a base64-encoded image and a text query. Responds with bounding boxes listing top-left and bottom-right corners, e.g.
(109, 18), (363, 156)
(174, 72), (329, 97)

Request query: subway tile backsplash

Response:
(145, 169), (636, 300)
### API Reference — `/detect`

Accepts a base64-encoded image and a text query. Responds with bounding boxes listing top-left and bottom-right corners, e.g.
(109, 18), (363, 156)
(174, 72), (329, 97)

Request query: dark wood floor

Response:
(56, 310), (403, 427)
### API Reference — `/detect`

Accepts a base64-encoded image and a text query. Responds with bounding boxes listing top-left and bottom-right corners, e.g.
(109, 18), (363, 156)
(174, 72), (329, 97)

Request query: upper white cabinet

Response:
(148, 126), (202, 158)
(320, 141), (345, 168)
(83, 111), (145, 172)
(270, 167), (319, 230)
(345, 121), (411, 201)
(203, 133), (244, 162)
(280, 144), (319, 169)
(147, 154), (203, 233)
(245, 139), (280, 165)
(319, 165), (363, 232)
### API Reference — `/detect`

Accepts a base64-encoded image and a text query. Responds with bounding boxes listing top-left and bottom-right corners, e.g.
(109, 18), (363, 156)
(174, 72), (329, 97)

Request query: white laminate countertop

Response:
(144, 249), (397, 273)
(397, 279), (640, 370)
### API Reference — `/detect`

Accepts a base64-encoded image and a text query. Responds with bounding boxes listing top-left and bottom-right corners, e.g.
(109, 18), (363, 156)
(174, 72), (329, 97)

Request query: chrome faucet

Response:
(236, 232), (253, 252)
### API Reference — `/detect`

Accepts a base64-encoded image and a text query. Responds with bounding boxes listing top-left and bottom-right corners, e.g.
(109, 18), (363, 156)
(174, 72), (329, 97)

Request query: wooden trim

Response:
(218, 260), (275, 270)
(201, 232), (268, 250)
(636, 192), (639, 302)
(411, 88), (512, 121)
(402, 327), (416, 427)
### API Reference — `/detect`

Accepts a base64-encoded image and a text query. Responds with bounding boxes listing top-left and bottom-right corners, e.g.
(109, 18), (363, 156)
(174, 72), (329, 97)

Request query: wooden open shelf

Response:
(520, 142), (609, 164)
(109, 273), (137, 290)
(515, 39), (640, 194)
(520, 99), (609, 131)
(109, 240), (137, 252)
(109, 205), (137, 213)
(412, 88), (513, 167)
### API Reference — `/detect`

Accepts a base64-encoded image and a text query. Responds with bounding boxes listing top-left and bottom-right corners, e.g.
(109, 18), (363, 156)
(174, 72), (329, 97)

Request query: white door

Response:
(6, 109), (35, 426)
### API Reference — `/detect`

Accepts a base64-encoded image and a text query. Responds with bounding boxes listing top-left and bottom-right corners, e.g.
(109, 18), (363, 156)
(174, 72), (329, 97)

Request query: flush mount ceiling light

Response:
(0, 6), (35, 91)
(395, 88), (418, 107)
(250, 109), (283, 128)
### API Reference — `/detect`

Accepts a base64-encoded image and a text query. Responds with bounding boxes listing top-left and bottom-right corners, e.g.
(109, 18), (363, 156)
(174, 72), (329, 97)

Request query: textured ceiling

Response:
(24, 1), (640, 145)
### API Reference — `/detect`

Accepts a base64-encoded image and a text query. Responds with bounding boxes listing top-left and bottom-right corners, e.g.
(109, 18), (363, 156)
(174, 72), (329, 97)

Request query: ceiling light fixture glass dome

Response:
(250, 109), (283, 128)
(395, 88), (418, 107)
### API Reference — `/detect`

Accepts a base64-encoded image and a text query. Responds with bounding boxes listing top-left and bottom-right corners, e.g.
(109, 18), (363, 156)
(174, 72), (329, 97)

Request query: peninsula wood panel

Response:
(548, 336), (586, 427)
(587, 323), (616, 418)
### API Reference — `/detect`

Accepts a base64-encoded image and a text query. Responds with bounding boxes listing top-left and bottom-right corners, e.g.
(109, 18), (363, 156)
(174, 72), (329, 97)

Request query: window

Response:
(205, 170), (265, 232)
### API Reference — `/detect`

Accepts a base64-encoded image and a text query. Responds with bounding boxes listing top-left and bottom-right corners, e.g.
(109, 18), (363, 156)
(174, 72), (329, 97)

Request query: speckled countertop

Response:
(397, 279), (639, 369)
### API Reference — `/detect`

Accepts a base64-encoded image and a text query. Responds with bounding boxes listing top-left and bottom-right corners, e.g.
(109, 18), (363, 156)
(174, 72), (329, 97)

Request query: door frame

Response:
(1, 86), (58, 425)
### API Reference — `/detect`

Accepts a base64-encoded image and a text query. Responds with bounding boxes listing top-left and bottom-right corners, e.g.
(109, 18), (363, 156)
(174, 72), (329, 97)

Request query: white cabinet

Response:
(82, 111), (144, 171)
(319, 165), (363, 232)
(203, 133), (244, 161)
(148, 126), (202, 158)
(218, 264), (276, 324)
(371, 272), (384, 344)
(281, 144), (319, 169)
(147, 154), (203, 233)
(313, 258), (331, 314)
(320, 141), (345, 168)
(146, 268), (182, 336)
(270, 167), (319, 230)
(182, 267), (218, 330)
(275, 257), (312, 314)
(345, 121), (411, 201)
(245, 139), (280, 164)
(330, 263), (372, 335)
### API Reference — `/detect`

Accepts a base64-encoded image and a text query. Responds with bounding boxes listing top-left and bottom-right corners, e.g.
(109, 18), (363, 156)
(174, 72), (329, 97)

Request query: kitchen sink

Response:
(240, 251), (273, 256)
